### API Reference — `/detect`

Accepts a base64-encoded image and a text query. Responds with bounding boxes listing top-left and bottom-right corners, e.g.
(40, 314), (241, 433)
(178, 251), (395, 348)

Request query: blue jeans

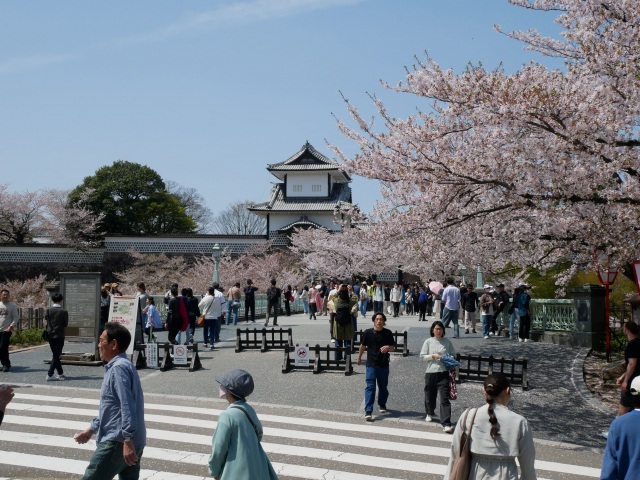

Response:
(226, 303), (239, 325)
(364, 366), (389, 413)
(204, 318), (221, 344)
(359, 298), (368, 317)
(482, 314), (491, 337)
(302, 300), (309, 314)
(509, 310), (519, 338)
(334, 339), (351, 361)
(175, 328), (190, 345)
(80, 440), (144, 480)
(443, 308), (460, 337)
(373, 300), (383, 313)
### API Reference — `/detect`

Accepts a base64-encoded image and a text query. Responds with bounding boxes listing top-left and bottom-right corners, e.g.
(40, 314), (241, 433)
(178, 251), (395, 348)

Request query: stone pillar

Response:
(568, 284), (606, 350)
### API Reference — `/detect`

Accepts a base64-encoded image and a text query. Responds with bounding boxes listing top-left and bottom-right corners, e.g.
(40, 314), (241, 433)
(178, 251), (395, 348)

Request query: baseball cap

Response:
(630, 376), (640, 395)
(483, 284), (491, 289)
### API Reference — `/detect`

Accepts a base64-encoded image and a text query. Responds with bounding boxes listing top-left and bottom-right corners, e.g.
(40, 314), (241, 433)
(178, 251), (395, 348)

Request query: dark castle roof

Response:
(267, 141), (351, 181)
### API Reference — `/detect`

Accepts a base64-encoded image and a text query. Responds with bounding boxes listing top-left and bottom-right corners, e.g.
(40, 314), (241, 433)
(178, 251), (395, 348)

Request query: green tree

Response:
(69, 160), (197, 235)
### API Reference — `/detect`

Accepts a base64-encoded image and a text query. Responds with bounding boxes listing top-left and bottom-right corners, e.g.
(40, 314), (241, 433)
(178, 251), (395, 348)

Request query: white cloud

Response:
(0, 53), (79, 76)
(118, 0), (365, 45)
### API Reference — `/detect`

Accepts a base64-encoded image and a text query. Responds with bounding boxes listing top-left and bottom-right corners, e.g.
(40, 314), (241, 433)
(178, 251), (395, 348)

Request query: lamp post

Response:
(460, 265), (467, 285)
(476, 265), (484, 292)
(212, 243), (221, 284)
(594, 250), (618, 362)
(310, 268), (316, 285)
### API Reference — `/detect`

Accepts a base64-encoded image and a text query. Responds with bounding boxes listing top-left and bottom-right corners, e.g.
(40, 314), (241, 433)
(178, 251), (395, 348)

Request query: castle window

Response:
(312, 184), (322, 192)
(292, 185), (302, 193)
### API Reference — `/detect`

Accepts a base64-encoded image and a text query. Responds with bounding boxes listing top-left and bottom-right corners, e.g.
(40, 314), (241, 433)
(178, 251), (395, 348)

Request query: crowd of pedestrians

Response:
(3, 273), (636, 479)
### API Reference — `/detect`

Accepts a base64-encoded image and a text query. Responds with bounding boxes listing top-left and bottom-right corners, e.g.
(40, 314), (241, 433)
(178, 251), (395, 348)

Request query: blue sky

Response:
(0, 0), (562, 218)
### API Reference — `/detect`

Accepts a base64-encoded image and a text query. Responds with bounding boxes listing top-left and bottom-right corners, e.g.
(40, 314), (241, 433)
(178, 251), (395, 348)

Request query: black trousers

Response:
(418, 302), (427, 321)
(245, 300), (255, 322)
(284, 300), (291, 316)
(424, 371), (451, 426)
(48, 337), (65, 376)
(519, 315), (531, 339)
(0, 331), (11, 367)
(392, 302), (400, 317)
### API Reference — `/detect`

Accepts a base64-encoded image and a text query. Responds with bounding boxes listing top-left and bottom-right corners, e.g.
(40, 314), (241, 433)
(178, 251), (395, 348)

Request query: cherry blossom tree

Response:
(0, 275), (49, 310)
(330, 0), (640, 286)
(0, 185), (102, 246)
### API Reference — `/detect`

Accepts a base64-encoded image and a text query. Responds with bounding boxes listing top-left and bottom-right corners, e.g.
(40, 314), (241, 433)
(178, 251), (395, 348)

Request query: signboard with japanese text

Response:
(107, 296), (140, 357)
(173, 345), (188, 365)
(146, 342), (158, 368)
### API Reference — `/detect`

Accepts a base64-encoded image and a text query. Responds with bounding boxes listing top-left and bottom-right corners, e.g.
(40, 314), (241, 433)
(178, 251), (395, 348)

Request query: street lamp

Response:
(460, 265), (467, 285)
(212, 243), (221, 284)
(476, 265), (484, 292)
(310, 268), (316, 285)
(594, 250), (618, 362)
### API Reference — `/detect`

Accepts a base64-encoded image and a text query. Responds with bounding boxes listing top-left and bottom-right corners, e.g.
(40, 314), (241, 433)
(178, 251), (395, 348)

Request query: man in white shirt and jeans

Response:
(441, 279), (461, 338)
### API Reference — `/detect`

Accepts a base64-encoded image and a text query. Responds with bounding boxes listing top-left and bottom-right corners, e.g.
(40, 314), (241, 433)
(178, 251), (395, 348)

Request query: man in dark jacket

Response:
(462, 283), (479, 334)
(164, 288), (185, 344)
(45, 292), (69, 381)
(264, 279), (281, 327)
(492, 284), (511, 335)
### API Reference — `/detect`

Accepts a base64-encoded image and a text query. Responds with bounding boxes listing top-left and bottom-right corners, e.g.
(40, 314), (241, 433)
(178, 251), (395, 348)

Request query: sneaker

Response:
(2, 366), (9, 372)
(472, 329), (477, 333)
(56, 375), (65, 381)
(443, 425), (454, 434)
(524, 339), (531, 342)
(425, 415), (433, 422)
(331, 339), (336, 344)
(465, 329), (469, 334)
(264, 322), (269, 327)
(484, 335), (489, 339)
(379, 407), (388, 414)
(489, 332), (494, 336)
(46, 375), (55, 381)
(204, 343), (210, 348)
(365, 413), (373, 422)
(518, 338), (524, 342)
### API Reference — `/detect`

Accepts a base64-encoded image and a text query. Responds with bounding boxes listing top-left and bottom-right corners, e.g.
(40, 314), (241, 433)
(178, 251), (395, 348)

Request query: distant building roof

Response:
(249, 182), (352, 213)
(277, 215), (324, 232)
(267, 141), (351, 182)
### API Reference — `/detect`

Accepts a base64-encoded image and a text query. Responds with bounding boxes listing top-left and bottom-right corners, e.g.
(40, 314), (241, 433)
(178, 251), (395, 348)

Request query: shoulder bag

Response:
(449, 407), (478, 480)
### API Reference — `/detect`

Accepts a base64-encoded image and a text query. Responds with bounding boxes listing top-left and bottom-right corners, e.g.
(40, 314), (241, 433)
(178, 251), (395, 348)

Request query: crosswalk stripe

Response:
(15, 392), (449, 442)
(2, 392), (602, 479)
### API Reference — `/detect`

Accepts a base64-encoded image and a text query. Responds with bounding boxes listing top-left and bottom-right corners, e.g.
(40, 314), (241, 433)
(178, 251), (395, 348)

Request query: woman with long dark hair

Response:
(444, 372), (537, 479)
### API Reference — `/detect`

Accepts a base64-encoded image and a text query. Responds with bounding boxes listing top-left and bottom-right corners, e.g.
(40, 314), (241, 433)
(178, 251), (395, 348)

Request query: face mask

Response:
(219, 386), (227, 398)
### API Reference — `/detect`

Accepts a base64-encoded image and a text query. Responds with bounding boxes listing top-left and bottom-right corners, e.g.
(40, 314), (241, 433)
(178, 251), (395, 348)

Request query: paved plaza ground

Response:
(5, 311), (614, 449)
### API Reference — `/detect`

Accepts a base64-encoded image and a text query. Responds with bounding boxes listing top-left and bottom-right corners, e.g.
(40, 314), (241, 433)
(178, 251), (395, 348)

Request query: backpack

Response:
(267, 287), (280, 302)
(335, 298), (352, 326)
